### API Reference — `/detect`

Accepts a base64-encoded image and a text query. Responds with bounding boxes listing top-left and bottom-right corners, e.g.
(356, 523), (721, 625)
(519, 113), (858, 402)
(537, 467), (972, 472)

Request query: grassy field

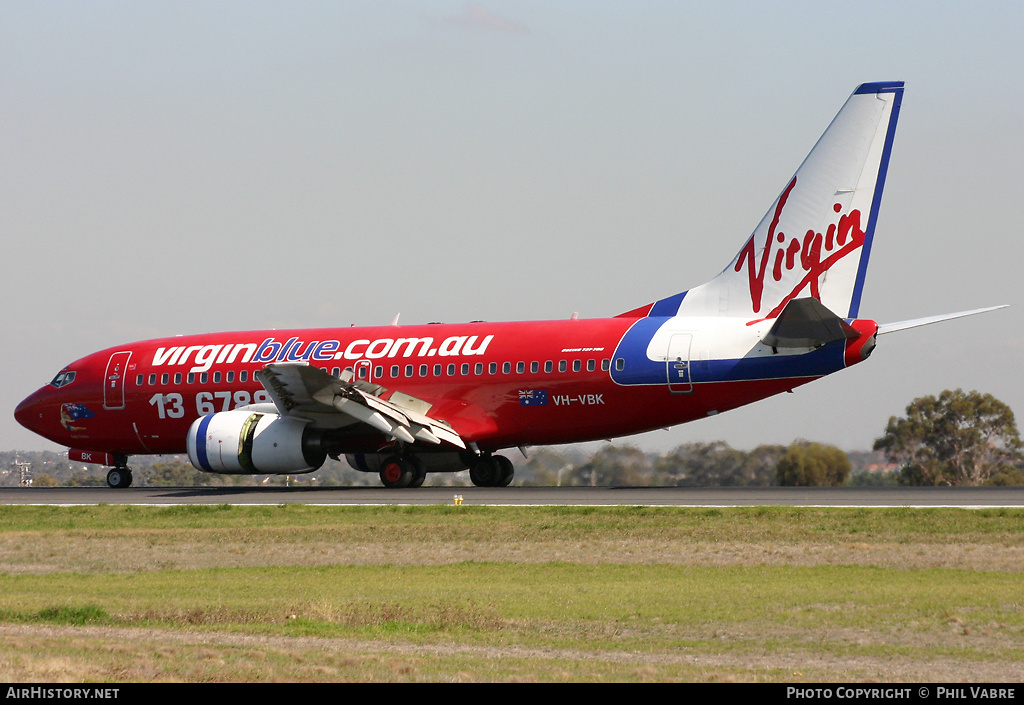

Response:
(0, 505), (1022, 682)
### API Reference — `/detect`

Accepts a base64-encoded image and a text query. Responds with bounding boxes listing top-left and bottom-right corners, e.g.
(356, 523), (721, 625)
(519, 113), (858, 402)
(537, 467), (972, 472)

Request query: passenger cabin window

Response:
(615, 358), (625, 371)
(587, 359), (595, 372)
(226, 371), (234, 383)
(212, 372), (220, 384)
(572, 360), (581, 372)
(148, 374), (156, 385)
(175, 373), (182, 385)
(163, 373), (170, 385)
(240, 371), (248, 382)
(517, 362), (525, 374)
(447, 364), (456, 376)
(391, 365), (400, 378)
(558, 360), (567, 372)
(461, 363), (470, 375)
(434, 364), (442, 376)
(601, 359), (610, 371)
(544, 361), (553, 373)
(502, 362), (511, 374)
(530, 362), (539, 373)
(136, 374), (144, 386)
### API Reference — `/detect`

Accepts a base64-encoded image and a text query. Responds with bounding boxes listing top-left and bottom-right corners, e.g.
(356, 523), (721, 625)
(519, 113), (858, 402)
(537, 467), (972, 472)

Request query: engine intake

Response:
(187, 409), (326, 475)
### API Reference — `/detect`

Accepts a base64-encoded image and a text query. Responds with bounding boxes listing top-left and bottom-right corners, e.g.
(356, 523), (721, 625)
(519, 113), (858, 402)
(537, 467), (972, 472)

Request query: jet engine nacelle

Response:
(346, 451), (468, 474)
(187, 409), (326, 475)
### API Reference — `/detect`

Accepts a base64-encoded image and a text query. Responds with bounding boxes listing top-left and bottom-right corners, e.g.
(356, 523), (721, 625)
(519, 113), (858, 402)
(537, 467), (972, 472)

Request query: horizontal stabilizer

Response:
(876, 305), (1008, 335)
(761, 297), (860, 349)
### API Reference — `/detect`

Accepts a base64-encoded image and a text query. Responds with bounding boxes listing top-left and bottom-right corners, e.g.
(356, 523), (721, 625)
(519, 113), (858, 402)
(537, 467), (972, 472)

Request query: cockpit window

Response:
(50, 370), (76, 388)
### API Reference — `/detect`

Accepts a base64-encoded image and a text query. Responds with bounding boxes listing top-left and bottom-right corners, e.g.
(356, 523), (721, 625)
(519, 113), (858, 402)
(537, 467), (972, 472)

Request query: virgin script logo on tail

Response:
(734, 177), (867, 318)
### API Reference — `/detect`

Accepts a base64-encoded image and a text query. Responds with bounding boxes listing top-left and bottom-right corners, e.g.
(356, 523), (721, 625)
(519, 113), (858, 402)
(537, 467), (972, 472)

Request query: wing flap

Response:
(257, 362), (465, 449)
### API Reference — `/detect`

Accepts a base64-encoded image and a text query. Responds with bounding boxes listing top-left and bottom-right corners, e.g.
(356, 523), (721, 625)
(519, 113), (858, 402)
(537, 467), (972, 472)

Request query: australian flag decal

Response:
(60, 403), (95, 431)
(518, 390), (548, 406)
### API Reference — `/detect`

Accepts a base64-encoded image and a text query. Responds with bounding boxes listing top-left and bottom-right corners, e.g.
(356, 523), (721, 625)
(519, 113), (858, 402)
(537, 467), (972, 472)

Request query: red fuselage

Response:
(16, 316), (867, 459)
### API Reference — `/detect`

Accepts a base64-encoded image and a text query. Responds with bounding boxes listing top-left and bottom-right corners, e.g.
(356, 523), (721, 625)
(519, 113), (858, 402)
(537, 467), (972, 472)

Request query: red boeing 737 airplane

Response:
(14, 82), (1005, 488)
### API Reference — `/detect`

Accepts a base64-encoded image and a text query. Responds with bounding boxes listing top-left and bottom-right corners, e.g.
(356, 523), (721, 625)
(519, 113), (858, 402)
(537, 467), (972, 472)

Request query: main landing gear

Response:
(469, 454), (514, 487)
(375, 451), (515, 488)
(378, 454), (427, 489)
(106, 466), (133, 488)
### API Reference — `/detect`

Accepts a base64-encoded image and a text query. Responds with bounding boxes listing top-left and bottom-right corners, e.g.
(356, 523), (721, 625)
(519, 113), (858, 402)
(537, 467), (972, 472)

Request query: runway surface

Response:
(2, 485), (1024, 507)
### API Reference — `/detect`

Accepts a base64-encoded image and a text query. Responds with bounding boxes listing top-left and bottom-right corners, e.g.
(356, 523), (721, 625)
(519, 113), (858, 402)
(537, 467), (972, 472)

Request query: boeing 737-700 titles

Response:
(15, 82), (1005, 488)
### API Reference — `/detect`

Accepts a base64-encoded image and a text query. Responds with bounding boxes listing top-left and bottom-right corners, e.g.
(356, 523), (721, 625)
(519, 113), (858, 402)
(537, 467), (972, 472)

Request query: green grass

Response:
(3, 562), (1022, 641)
(0, 506), (1022, 681)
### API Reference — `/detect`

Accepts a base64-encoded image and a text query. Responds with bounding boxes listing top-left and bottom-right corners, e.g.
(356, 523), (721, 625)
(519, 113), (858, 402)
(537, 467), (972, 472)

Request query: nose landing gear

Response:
(106, 466), (133, 488)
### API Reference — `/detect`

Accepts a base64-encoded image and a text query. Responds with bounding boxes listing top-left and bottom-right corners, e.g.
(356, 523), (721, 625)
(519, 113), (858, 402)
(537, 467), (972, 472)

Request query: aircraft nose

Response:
(15, 388), (50, 436)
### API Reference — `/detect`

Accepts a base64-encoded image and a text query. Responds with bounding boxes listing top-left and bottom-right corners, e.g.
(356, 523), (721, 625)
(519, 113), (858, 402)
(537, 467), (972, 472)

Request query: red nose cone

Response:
(15, 388), (50, 438)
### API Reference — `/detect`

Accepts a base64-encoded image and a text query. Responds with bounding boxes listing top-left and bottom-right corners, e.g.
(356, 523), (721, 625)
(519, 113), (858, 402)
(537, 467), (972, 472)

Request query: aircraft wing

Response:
(255, 362), (465, 449)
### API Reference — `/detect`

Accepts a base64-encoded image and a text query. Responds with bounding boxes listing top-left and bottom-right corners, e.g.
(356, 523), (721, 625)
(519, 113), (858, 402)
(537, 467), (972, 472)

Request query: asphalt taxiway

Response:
(2, 485), (1023, 507)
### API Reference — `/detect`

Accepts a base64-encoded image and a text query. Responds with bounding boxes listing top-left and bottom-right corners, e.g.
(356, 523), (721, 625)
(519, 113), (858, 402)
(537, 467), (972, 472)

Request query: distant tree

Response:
(64, 470), (106, 487)
(776, 441), (851, 486)
(846, 469), (899, 487)
(738, 444), (787, 487)
(655, 442), (739, 485)
(873, 389), (1023, 486)
(143, 461), (212, 486)
(655, 442), (783, 486)
(517, 447), (579, 486)
(987, 466), (1024, 486)
(572, 445), (651, 486)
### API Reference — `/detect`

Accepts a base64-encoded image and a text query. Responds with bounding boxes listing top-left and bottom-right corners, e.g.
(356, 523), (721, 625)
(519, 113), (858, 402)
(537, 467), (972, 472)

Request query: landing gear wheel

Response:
(494, 455), (514, 487)
(379, 455), (416, 489)
(470, 456), (505, 487)
(106, 467), (133, 488)
(407, 456), (427, 488)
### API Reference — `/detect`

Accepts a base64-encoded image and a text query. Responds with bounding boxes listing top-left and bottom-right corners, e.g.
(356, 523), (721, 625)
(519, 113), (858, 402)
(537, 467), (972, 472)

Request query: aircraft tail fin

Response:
(628, 81), (904, 320)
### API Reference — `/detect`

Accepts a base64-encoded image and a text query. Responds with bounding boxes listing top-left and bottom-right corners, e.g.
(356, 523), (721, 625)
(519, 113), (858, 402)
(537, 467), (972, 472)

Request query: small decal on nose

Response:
(60, 403), (95, 431)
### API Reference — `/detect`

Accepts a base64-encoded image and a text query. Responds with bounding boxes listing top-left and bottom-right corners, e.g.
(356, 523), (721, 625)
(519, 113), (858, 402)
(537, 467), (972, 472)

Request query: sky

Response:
(3, 1), (1024, 456)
